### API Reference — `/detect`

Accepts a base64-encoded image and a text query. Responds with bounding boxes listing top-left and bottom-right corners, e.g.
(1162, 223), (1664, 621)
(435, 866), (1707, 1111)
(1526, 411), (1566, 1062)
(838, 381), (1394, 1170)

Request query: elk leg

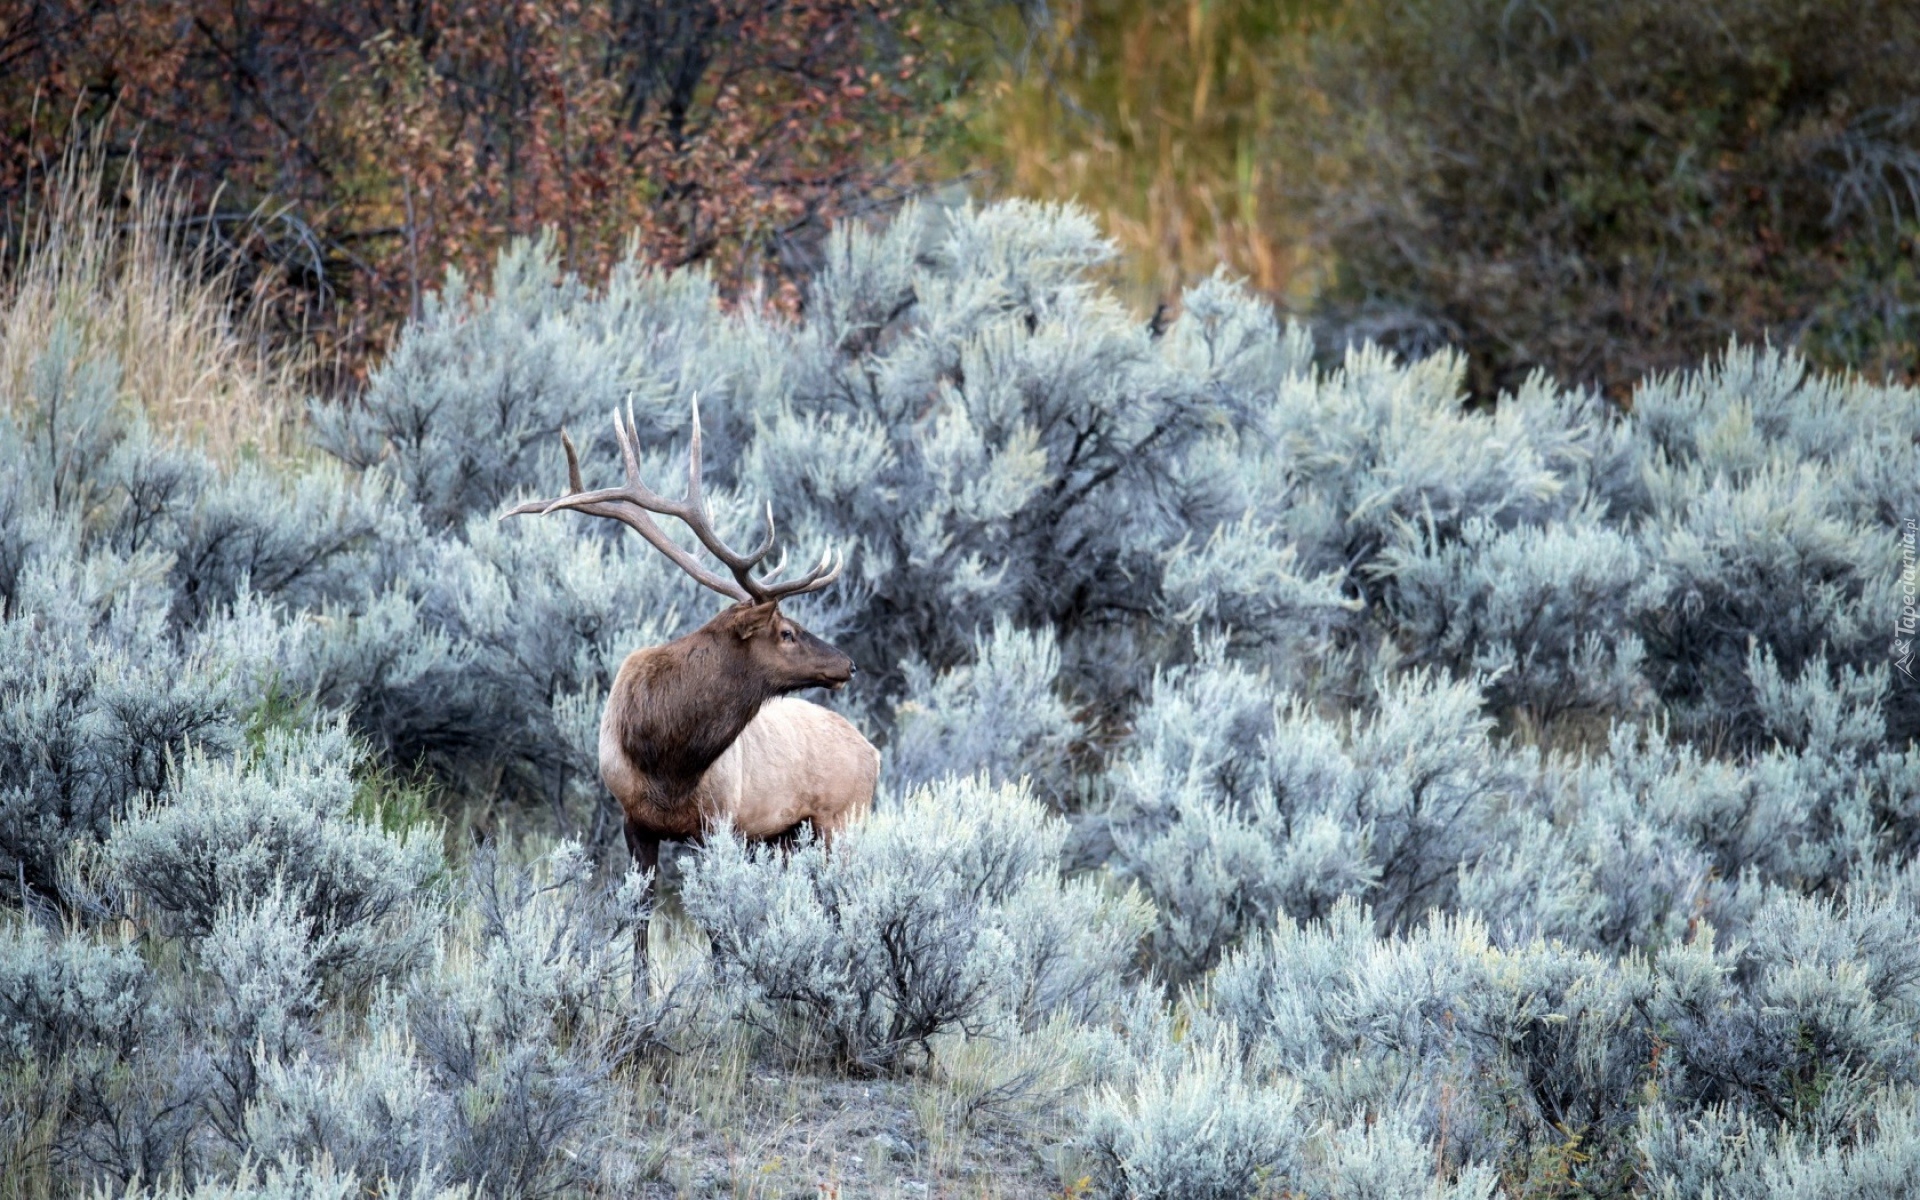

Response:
(624, 820), (660, 984)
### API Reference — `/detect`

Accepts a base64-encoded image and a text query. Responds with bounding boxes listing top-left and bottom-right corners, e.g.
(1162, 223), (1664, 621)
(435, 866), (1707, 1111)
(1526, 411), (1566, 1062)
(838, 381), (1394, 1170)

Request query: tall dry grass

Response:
(949, 0), (1332, 313)
(0, 138), (308, 461)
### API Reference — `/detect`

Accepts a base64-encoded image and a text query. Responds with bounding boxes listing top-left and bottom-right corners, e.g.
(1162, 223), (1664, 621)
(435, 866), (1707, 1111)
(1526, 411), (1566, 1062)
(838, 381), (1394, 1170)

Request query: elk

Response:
(503, 399), (878, 964)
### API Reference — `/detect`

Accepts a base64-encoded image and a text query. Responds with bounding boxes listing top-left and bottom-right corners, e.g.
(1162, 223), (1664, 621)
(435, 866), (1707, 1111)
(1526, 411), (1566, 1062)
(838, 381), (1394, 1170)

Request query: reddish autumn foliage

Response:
(0, 0), (960, 368)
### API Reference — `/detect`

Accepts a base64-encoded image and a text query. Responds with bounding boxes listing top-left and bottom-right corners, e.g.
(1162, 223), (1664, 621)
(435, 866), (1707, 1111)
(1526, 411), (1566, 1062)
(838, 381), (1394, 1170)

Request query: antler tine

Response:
(755, 546), (792, 586)
(684, 393), (705, 511)
(499, 428), (586, 518)
(529, 405), (667, 517)
(611, 400), (673, 509)
(685, 398), (776, 563)
(756, 546), (844, 602)
(501, 413), (750, 603)
(630, 394), (779, 600)
(501, 396), (845, 609)
(563, 428), (585, 492)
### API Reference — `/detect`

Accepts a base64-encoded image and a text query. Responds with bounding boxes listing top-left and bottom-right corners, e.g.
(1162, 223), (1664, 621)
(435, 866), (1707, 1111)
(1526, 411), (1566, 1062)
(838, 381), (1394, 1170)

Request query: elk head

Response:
(500, 396), (852, 689)
(711, 602), (854, 693)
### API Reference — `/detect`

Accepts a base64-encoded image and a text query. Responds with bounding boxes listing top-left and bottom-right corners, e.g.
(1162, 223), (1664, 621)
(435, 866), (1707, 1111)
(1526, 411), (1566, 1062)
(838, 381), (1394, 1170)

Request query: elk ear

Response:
(732, 602), (781, 640)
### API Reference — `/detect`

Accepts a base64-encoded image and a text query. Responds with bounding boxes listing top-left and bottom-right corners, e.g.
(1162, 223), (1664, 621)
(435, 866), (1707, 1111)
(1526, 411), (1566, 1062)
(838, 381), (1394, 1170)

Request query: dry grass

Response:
(949, 0), (1332, 314)
(608, 901), (1082, 1199)
(0, 134), (308, 462)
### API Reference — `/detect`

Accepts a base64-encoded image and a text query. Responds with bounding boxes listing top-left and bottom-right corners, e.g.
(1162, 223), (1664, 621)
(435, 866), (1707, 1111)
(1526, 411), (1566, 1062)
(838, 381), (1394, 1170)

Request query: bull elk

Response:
(503, 399), (878, 965)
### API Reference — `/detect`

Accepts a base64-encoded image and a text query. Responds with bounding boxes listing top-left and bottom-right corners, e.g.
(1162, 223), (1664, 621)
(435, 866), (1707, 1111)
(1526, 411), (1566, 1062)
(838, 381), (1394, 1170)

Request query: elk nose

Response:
(848, 663), (858, 677)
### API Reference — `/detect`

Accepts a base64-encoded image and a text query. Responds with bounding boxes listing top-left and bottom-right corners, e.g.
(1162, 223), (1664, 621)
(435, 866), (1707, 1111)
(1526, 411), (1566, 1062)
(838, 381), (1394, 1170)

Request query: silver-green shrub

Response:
(85, 1156), (470, 1200)
(886, 618), (1078, 799)
(7, 192), (1920, 1195)
(1625, 346), (1917, 745)
(0, 538), (253, 906)
(1310, 1112), (1499, 1200)
(1375, 509), (1660, 721)
(1083, 1036), (1302, 1200)
(1637, 1090), (1920, 1199)
(105, 724), (439, 990)
(1109, 653), (1523, 978)
(407, 841), (656, 1199)
(0, 920), (149, 1071)
(1201, 901), (1653, 1179)
(681, 773), (1147, 1070)
(242, 1012), (452, 1196)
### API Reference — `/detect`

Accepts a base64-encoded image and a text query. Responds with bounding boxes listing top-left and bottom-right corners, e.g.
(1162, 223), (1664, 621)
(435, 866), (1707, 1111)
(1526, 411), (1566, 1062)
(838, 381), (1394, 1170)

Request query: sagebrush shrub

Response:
(6, 192), (1920, 1196)
(1375, 509), (1659, 720)
(408, 842), (656, 1199)
(0, 540), (250, 906)
(0, 920), (148, 1069)
(886, 618), (1078, 800)
(1083, 1036), (1302, 1200)
(1637, 1090), (1920, 1200)
(681, 773), (1147, 1070)
(84, 1156), (471, 1200)
(105, 724), (439, 990)
(1311, 1112), (1498, 1200)
(1205, 901), (1655, 1173)
(1108, 655), (1523, 978)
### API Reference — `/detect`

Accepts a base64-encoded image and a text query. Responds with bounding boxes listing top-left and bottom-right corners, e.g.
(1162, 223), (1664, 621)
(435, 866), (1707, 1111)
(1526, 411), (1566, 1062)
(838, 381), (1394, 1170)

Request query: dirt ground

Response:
(610, 905), (1091, 1199)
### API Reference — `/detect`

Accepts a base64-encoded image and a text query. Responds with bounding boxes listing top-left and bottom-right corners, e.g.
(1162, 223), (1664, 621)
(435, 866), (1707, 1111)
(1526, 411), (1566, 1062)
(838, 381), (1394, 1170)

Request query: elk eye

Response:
(780, 629), (795, 642)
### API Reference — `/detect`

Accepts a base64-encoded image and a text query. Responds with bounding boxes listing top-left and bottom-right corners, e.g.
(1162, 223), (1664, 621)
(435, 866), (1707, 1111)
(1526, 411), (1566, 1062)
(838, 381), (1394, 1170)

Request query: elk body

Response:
(505, 400), (877, 963)
(672, 697), (877, 843)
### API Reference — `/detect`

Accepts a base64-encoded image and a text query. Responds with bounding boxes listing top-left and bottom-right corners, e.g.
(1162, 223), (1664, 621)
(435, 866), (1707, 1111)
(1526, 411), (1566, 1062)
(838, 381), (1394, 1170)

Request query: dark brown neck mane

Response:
(612, 621), (774, 818)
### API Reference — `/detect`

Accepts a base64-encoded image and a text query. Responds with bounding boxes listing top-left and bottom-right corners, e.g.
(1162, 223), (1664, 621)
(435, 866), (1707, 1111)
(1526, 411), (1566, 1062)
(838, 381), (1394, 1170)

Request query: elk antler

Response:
(501, 396), (843, 605)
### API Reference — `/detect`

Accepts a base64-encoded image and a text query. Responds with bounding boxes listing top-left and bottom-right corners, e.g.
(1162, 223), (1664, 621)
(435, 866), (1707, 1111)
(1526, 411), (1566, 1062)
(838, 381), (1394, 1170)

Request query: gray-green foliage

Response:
(1084, 1037), (1303, 1200)
(6, 195), (1920, 1197)
(681, 773), (1147, 1071)
(1106, 629), (1920, 983)
(1376, 509), (1659, 721)
(1637, 1091), (1920, 1200)
(404, 842), (656, 1198)
(1174, 876), (1920, 1196)
(886, 619), (1078, 800)
(0, 536), (243, 902)
(3, 792), (655, 1196)
(0, 921), (149, 1075)
(87, 1159), (469, 1200)
(105, 724), (438, 990)
(1626, 346), (1920, 744)
(1107, 650), (1521, 979)
(1203, 902), (1654, 1176)
(200, 841), (656, 1200)
(310, 235), (650, 530)
(1083, 1026), (1501, 1200)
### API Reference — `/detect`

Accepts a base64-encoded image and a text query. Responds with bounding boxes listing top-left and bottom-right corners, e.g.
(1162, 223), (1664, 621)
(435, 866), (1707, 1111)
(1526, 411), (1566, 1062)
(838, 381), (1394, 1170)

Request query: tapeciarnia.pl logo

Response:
(1896, 518), (1917, 680)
